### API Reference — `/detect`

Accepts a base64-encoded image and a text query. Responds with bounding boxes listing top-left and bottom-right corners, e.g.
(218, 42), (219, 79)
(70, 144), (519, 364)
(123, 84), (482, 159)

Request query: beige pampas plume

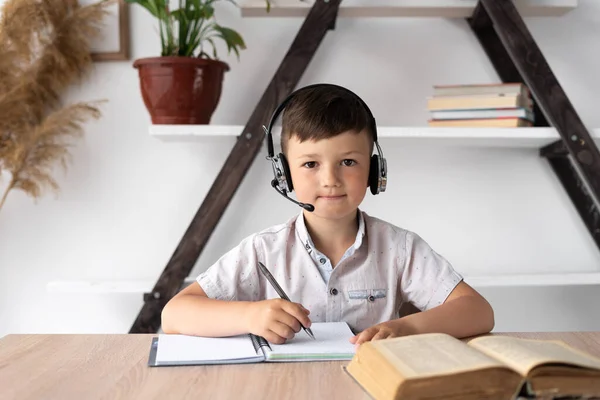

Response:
(0, 0), (113, 212)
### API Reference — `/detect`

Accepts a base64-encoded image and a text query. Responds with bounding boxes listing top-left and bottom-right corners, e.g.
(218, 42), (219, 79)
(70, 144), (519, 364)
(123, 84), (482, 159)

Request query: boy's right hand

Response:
(245, 299), (311, 344)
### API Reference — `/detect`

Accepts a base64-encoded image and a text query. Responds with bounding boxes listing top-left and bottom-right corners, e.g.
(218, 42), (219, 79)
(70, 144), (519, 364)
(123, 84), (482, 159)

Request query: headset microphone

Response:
(271, 180), (315, 212)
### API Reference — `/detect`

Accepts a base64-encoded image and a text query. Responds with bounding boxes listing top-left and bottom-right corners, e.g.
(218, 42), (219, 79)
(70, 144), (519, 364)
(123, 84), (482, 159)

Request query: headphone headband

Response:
(265, 83), (378, 158)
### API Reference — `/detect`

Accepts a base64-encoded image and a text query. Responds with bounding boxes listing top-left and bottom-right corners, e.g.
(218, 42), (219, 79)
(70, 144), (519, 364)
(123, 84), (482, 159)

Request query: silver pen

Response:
(257, 261), (315, 340)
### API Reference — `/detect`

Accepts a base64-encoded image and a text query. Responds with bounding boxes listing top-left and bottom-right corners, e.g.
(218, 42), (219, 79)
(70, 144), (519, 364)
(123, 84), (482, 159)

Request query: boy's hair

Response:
(280, 86), (375, 155)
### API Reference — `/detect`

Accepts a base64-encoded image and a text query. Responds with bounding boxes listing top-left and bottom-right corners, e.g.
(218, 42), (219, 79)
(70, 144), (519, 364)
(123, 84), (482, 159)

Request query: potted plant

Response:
(127, 0), (270, 125)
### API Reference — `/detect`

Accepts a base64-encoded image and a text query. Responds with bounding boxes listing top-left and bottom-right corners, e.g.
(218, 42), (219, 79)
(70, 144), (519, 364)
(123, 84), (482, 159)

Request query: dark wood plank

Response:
(467, 3), (548, 127)
(540, 139), (568, 157)
(476, 0), (600, 200)
(546, 155), (600, 249)
(469, 0), (600, 254)
(129, 0), (343, 334)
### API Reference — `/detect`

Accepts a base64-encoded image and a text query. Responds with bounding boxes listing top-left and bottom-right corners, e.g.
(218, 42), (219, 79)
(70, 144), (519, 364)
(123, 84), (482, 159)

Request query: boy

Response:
(161, 84), (494, 346)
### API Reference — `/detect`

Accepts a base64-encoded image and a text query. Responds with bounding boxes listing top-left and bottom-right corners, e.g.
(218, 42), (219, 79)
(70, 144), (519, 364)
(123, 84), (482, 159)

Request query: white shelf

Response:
(464, 272), (600, 288)
(149, 125), (600, 148)
(46, 278), (197, 294)
(149, 124), (242, 141)
(241, 0), (577, 18)
(47, 272), (600, 293)
(46, 280), (159, 294)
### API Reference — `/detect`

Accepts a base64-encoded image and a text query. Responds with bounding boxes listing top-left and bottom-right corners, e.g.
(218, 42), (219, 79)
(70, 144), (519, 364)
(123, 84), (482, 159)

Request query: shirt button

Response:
(319, 258), (326, 264)
(330, 288), (338, 296)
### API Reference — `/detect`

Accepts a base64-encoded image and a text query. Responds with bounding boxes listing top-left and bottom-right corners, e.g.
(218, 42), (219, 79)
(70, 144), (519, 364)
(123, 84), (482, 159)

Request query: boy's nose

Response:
(321, 166), (341, 187)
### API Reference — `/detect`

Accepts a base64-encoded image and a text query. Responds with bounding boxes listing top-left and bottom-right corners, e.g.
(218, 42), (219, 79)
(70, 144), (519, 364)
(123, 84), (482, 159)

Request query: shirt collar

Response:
(295, 210), (366, 254)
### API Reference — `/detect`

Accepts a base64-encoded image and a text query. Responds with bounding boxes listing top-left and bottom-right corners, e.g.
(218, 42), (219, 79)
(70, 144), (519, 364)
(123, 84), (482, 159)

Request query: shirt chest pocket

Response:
(343, 288), (390, 333)
(348, 289), (387, 302)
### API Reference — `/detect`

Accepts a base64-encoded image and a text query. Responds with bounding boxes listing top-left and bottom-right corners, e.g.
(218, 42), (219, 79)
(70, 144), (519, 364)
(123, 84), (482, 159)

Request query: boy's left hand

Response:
(349, 319), (414, 346)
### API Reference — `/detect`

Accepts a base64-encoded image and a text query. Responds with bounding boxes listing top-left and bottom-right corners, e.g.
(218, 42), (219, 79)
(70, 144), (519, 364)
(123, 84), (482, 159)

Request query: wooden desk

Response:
(1, 332), (599, 400)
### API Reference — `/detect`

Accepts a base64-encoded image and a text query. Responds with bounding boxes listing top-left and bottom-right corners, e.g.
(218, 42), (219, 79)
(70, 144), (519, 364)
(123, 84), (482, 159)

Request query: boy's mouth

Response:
(318, 195), (346, 200)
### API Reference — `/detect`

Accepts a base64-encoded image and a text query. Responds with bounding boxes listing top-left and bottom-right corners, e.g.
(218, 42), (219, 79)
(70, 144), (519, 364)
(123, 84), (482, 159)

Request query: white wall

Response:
(1, 1), (599, 337)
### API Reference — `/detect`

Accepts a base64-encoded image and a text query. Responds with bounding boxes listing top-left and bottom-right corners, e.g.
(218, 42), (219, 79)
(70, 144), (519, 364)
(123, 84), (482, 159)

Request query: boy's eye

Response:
(303, 161), (316, 168)
(342, 159), (356, 167)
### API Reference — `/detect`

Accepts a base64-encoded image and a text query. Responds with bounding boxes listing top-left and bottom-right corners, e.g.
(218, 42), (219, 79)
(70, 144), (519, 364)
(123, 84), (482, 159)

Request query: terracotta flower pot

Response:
(133, 57), (230, 125)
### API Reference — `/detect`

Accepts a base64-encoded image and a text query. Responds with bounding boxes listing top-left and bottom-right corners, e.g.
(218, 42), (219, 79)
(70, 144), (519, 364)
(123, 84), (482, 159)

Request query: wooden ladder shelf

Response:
(129, 0), (600, 334)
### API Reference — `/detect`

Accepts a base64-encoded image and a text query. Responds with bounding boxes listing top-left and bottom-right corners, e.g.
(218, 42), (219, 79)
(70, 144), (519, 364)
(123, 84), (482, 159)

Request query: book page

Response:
(265, 322), (356, 361)
(155, 334), (263, 365)
(469, 336), (600, 377)
(371, 333), (507, 379)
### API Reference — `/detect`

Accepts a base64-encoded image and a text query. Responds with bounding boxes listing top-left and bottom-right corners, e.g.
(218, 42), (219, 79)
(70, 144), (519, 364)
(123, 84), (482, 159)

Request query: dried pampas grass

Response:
(0, 0), (114, 212)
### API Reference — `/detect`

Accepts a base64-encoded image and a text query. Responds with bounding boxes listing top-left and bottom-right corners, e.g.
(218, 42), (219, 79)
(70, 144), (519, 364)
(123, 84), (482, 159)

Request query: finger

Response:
(349, 335), (358, 344)
(355, 329), (378, 345)
(276, 311), (302, 333)
(292, 303), (312, 325)
(282, 302), (312, 328)
(262, 330), (287, 345)
(371, 330), (390, 341)
(269, 321), (296, 341)
(354, 334), (367, 345)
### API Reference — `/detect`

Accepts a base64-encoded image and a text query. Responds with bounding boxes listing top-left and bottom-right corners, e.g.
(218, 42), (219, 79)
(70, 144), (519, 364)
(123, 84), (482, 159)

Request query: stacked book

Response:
(427, 83), (534, 127)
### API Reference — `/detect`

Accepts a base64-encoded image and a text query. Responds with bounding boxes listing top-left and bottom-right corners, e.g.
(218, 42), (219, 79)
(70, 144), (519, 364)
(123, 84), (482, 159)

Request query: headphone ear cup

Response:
(279, 153), (294, 192)
(369, 155), (380, 195)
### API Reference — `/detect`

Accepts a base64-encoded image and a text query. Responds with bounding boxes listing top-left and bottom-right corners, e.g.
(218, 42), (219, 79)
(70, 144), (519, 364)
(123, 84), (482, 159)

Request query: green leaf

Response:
(171, 9), (189, 54)
(213, 25), (246, 54)
(124, 0), (167, 20)
(206, 37), (218, 59)
(198, 5), (215, 20)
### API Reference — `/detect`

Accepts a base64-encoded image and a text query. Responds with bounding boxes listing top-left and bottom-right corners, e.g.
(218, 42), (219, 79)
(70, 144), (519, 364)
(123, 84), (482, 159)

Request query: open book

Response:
(346, 333), (600, 400)
(148, 321), (355, 366)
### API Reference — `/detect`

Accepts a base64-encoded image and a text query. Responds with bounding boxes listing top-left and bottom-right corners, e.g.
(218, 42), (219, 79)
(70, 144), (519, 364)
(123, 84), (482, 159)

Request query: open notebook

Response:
(148, 322), (356, 366)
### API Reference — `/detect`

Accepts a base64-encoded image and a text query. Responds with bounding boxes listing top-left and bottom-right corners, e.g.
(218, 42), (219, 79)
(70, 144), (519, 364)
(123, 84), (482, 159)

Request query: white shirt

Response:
(296, 206), (366, 284)
(197, 210), (463, 333)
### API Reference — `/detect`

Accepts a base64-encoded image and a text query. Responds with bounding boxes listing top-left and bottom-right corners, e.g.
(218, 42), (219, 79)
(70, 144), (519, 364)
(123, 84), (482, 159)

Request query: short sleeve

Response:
(196, 235), (262, 301)
(400, 232), (463, 311)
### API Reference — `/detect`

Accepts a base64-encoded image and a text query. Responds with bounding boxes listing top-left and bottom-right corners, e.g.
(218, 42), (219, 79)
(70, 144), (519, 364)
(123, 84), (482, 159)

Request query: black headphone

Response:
(263, 83), (387, 212)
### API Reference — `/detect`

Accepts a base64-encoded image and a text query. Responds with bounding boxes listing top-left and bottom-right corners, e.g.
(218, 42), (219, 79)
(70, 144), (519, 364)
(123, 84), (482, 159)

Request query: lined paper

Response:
(266, 322), (356, 361)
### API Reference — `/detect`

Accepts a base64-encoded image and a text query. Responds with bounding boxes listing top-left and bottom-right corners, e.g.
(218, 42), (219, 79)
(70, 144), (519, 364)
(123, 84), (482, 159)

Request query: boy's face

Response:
(286, 130), (371, 221)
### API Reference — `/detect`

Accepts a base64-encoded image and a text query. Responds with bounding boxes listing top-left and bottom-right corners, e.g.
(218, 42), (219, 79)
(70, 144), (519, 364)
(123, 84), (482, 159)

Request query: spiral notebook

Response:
(148, 321), (356, 366)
